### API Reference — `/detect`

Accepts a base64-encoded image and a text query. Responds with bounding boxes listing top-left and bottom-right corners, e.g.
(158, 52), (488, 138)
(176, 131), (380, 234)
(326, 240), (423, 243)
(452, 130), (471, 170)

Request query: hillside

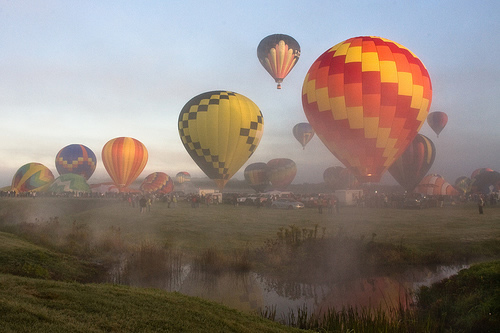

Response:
(0, 273), (301, 333)
(0, 231), (299, 332)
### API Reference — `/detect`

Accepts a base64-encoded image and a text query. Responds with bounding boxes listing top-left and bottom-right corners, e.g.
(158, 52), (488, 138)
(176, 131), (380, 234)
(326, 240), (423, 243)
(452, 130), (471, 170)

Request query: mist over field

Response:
(1, 192), (498, 319)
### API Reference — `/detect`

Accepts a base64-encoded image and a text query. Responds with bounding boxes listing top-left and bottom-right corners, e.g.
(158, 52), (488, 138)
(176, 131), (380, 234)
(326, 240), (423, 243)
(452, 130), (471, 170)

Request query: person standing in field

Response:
(139, 196), (147, 213)
(478, 195), (485, 214)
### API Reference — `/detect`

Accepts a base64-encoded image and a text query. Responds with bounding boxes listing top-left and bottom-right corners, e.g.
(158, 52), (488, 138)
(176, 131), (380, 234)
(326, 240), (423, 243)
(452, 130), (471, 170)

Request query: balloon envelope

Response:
(415, 174), (458, 196)
(471, 168), (494, 180)
(454, 176), (472, 195)
(11, 162), (55, 193)
(427, 111), (448, 137)
(49, 173), (90, 194)
(267, 158), (297, 190)
(140, 172), (174, 194)
(244, 162), (270, 193)
(471, 170), (500, 194)
(323, 166), (358, 190)
(257, 34), (300, 89)
(178, 91), (264, 190)
(302, 36), (432, 183)
(175, 172), (191, 184)
(292, 123), (315, 149)
(101, 137), (148, 191)
(55, 144), (97, 180)
(389, 134), (436, 192)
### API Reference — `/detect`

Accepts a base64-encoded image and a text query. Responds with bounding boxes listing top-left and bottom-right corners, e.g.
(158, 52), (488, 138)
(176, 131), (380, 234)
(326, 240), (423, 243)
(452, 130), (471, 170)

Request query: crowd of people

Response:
(1, 187), (499, 216)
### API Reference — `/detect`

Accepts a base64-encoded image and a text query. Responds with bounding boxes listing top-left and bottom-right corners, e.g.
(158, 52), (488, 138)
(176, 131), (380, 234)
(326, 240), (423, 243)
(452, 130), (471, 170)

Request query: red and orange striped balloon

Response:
(101, 137), (148, 190)
(302, 36), (432, 183)
(140, 172), (174, 194)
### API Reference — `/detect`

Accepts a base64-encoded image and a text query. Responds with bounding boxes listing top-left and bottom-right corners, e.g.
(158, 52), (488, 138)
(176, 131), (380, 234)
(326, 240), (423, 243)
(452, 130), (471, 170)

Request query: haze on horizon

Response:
(1, 1), (499, 189)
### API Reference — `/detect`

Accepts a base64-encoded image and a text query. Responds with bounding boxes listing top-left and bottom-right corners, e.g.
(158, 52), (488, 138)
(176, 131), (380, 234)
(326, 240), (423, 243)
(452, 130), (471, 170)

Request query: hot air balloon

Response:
(302, 36), (432, 183)
(55, 144), (97, 180)
(101, 137), (148, 191)
(267, 158), (296, 190)
(427, 111), (448, 137)
(11, 162), (55, 193)
(415, 174), (458, 196)
(178, 91), (264, 190)
(471, 168), (494, 180)
(292, 123), (315, 150)
(323, 166), (358, 190)
(140, 172), (174, 194)
(454, 176), (472, 195)
(323, 166), (344, 189)
(175, 171), (191, 184)
(257, 34), (300, 89)
(244, 162), (270, 193)
(388, 134), (436, 192)
(471, 170), (500, 194)
(49, 173), (90, 195)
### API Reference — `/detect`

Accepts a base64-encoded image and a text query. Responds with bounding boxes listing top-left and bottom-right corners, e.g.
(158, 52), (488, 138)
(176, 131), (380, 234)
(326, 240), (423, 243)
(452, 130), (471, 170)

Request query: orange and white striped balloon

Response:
(415, 174), (459, 196)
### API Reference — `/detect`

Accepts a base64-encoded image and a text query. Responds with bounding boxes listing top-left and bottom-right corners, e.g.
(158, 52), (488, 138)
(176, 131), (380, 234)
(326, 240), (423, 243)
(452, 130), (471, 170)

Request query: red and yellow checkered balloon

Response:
(302, 36), (432, 183)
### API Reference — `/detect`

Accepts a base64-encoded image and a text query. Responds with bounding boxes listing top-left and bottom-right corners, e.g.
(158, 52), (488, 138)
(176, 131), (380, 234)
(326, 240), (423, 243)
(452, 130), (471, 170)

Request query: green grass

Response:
(0, 197), (499, 332)
(0, 273), (302, 333)
(2, 197), (498, 261)
(416, 260), (500, 332)
(0, 232), (105, 282)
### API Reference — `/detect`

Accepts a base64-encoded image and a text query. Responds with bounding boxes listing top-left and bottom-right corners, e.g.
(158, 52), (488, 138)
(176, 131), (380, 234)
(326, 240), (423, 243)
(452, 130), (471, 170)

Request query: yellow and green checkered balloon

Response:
(178, 91), (264, 190)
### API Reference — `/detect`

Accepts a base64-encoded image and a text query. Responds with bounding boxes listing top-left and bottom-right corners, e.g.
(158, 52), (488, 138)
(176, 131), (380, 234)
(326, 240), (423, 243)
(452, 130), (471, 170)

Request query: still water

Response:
(113, 263), (468, 315)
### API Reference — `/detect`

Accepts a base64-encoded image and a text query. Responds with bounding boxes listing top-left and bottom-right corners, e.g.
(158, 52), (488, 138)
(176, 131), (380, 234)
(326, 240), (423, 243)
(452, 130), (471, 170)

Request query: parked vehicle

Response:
(271, 198), (304, 210)
(403, 193), (427, 209)
(236, 196), (259, 205)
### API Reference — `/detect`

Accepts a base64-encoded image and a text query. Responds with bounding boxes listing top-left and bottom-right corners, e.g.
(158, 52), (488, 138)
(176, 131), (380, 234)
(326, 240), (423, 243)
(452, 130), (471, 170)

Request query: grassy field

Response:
(0, 272), (302, 333)
(0, 196), (499, 332)
(1, 196), (498, 258)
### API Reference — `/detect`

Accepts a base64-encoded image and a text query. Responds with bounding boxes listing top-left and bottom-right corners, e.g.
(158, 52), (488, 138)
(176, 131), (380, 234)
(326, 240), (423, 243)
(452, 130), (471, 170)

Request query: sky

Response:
(1, 0), (499, 189)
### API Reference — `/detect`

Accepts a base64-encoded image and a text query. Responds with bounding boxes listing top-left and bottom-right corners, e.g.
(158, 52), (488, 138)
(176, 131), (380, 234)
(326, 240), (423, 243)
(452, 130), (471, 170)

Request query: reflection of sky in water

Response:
(408, 264), (469, 290)
(117, 263), (470, 315)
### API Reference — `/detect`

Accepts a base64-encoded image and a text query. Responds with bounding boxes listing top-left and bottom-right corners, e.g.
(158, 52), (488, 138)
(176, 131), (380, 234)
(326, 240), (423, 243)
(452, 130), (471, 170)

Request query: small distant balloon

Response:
(454, 176), (472, 195)
(292, 123), (315, 150)
(427, 112), (448, 137)
(267, 158), (297, 190)
(175, 172), (191, 184)
(140, 172), (174, 194)
(55, 144), (97, 180)
(244, 162), (270, 193)
(11, 162), (55, 193)
(388, 134), (436, 192)
(323, 166), (358, 190)
(257, 34), (300, 89)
